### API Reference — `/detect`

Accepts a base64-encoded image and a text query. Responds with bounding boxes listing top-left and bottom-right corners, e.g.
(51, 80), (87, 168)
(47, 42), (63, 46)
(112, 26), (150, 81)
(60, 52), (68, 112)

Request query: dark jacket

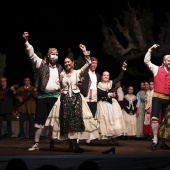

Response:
(0, 86), (14, 114)
(80, 69), (101, 97)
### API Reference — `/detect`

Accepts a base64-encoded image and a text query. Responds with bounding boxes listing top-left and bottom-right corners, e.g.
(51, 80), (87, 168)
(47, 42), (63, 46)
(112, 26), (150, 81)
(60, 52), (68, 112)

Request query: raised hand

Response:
(122, 60), (127, 69)
(149, 44), (160, 51)
(23, 32), (29, 41)
(79, 44), (86, 52)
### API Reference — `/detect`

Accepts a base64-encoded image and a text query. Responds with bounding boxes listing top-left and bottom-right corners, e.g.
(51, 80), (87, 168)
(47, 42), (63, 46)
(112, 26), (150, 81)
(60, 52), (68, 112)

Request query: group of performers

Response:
(1, 33), (170, 154)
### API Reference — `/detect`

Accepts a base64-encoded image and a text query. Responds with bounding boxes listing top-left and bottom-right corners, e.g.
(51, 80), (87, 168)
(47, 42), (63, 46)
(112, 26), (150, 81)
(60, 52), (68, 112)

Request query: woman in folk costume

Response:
(45, 44), (99, 153)
(95, 61), (127, 154)
(136, 83), (146, 139)
(143, 81), (152, 138)
(122, 86), (137, 138)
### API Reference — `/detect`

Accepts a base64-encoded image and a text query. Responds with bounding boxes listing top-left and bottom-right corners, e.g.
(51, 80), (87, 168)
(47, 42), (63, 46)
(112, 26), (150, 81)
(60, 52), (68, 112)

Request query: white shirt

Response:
(88, 70), (97, 90)
(117, 87), (124, 101)
(144, 49), (163, 76)
(25, 41), (60, 91)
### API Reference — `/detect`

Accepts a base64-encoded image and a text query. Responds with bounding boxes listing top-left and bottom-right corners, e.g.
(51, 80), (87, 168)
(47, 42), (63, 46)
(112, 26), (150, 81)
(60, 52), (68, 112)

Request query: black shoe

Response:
(50, 144), (56, 151)
(74, 148), (85, 153)
(160, 144), (170, 150)
(151, 141), (159, 150)
(65, 148), (74, 152)
(101, 147), (115, 154)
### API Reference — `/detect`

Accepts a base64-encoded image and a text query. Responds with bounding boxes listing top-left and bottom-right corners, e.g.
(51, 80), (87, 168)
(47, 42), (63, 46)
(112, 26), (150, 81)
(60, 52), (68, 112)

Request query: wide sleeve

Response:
(144, 49), (159, 76)
(77, 55), (91, 76)
(25, 41), (42, 68)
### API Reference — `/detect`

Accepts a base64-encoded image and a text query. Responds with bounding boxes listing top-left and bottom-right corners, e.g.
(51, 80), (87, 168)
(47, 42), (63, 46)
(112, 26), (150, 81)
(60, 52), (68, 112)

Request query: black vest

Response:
(34, 60), (63, 91)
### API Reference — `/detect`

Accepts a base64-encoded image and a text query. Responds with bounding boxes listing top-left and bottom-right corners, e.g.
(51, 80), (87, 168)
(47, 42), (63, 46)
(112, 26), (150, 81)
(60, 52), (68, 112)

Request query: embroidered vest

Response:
(34, 60), (63, 91)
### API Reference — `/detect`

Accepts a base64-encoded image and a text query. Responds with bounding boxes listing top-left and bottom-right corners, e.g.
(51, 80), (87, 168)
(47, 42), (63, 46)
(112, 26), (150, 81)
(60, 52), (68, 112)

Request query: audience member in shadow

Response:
(78, 160), (99, 170)
(5, 158), (28, 170)
(36, 164), (60, 170)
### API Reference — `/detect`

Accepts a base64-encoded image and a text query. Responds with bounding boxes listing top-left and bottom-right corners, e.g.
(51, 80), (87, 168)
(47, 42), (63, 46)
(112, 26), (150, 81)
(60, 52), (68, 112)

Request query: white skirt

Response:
(95, 98), (126, 139)
(122, 109), (137, 136)
(45, 94), (100, 140)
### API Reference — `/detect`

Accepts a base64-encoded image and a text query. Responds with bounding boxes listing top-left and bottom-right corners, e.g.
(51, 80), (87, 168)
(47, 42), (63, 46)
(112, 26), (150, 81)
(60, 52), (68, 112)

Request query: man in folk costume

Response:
(80, 57), (101, 118)
(144, 44), (170, 150)
(22, 32), (63, 151)
(80, 57), (100, 144)
(15, 77), (37, 139)
(0, 77), (16, 138)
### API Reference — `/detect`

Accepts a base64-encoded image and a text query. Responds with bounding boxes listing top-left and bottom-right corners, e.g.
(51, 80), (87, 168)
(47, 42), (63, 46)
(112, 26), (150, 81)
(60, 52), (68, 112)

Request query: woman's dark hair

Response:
(64, 56), (74, 62)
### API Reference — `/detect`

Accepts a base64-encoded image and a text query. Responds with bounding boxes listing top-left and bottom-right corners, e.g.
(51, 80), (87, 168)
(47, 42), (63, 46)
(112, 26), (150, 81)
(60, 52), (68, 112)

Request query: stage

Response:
(0, 137), (170, 170)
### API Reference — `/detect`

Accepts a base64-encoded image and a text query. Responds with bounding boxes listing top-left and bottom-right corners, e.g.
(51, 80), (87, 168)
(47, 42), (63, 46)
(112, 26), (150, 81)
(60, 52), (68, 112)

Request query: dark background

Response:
(0, 0), (168, 94)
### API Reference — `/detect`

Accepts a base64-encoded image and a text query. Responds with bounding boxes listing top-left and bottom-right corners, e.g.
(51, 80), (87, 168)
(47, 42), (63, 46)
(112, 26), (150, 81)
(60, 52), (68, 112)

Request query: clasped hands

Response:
(108, 92), (116, 98)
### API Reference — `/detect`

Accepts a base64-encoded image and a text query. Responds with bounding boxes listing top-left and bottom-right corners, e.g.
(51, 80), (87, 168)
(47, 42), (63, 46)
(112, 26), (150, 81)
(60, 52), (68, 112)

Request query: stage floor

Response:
(0, 137), (170, 155)
(0, 137), (170, 170)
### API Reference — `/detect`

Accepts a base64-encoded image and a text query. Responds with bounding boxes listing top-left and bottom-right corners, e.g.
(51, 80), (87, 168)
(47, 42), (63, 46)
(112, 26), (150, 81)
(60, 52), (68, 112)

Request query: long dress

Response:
(95, 81), (126, 139)
(143, 90), (152, 135)
(45, 60), (99, 140)
(136, 90), (146, 138)
(122, 94), (137, 136)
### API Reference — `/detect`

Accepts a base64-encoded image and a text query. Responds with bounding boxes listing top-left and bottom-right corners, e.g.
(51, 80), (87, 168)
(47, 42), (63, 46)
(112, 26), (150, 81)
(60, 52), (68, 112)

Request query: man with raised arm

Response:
(22, 32), (63, 151)
(144, 44), (170, 150)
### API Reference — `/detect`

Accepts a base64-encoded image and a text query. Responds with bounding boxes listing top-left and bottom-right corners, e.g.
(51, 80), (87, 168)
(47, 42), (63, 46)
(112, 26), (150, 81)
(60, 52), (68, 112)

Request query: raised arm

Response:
(112, 61), (127, 85)
(23, 32), (42, 68)
(78, 44), (91, 74)
(79, 44), (90, 56)
(144, 44), (159, 76)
